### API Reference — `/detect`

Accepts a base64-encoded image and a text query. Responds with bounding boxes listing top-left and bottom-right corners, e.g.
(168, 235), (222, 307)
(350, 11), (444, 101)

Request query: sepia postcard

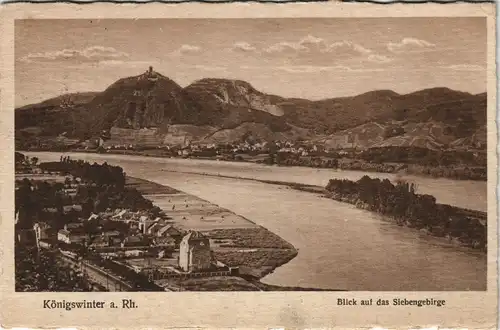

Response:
(0, 2), (497, 329)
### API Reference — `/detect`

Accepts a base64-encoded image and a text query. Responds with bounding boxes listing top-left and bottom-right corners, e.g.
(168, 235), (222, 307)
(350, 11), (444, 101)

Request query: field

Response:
(207, 227), (294, 249)
(206, 228), (297, 278)
(214, 249), (297, 278)
(146, 193), (257, 231)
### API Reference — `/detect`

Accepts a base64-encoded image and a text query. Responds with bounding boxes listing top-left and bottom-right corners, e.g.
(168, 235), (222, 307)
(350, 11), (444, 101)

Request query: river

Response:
(24, 152), (487, 290)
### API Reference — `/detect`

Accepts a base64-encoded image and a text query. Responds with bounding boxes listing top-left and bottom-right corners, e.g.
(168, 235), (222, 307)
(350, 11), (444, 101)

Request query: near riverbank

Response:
(126, 176), (326, 291)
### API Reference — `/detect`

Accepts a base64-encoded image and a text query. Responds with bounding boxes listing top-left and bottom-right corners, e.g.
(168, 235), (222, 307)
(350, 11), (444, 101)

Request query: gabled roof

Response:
(66, 222), (83, 229)
(71, 232), (88, 238)
(112, 209), (127, 218)
(58, 229), (70, 236)
(90, 236), (108, 245)
(147, 223), (160, 233)
(102, 230), (121, 237)
(157, 225), (180, 236)
(63, 204), (83, 213)
(33, 222), (50, 229)
(124, 236), (145, 243)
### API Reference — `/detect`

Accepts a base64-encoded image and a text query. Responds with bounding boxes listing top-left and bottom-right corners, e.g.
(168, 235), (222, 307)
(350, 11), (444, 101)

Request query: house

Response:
(121, 236), (149, 248)
(102, 230), (121, 239)
(157, 225), (182, 242)
(39, 240), (53, 249)
(109, 237), (123, 246)
(112, 209), (128, 220)
(57, 229), (88, 245)
(124, 250), (144, 257)
(178, 149), (191, 157)
(33, 222), (51, 241)
(154, 236), (175, 249)
(157, 250), (167, 258)
(16, 229), (37, 245)
(178, 231), (212, 272)
(146, 222), (160, 235)
(63, 188), (78, 196)
(43, 207), (58, 214)
(35, 223), (57, 248)
(63, 204), (83, 213)
(138, 215), (153, 234)
(89, 236), (109, 248)
(64, 223), (84, 231)
(87, 213), (100, 222)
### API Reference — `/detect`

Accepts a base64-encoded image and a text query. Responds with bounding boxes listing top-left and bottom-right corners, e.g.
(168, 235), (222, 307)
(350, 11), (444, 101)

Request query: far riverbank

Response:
(24, 147), (487, 182)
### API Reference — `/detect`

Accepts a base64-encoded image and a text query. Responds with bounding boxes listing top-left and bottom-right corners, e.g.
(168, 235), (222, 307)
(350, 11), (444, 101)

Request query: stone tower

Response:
(179, 231), (212, 272)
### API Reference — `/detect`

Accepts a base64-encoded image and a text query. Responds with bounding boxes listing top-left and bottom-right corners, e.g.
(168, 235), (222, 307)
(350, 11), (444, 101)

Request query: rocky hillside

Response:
(182, 78), (290, 132)
(15, 68), (487, 149)
(317, 91), (487, 151)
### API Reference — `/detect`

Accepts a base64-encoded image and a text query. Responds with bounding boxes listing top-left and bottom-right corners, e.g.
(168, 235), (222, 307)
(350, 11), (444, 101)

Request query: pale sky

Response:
(15, 18), (486, 107)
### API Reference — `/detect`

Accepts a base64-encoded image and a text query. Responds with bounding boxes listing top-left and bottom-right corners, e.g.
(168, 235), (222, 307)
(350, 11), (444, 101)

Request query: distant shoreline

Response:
(21, 148), (487, 182)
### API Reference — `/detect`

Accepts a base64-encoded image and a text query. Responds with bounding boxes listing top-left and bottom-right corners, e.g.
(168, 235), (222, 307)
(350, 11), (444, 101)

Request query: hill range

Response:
(15, 67), (487, 151)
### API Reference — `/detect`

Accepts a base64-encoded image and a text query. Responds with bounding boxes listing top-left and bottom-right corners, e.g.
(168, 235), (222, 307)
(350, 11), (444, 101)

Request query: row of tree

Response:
(39, 156), (126, 188)
(75, 185), (157, 217)
(262, 152), (339, 169)
(258, 148), (486, 181)
(358, 146), (487, 167)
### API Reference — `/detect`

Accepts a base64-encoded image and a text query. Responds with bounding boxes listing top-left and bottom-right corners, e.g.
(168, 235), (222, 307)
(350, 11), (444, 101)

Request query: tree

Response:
(15, 152), (26, 164)
(30, 157), (39, 167)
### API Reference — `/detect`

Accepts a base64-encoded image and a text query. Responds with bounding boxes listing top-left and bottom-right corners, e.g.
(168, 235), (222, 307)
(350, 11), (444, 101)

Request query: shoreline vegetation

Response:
(21, 146), (487, 181)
